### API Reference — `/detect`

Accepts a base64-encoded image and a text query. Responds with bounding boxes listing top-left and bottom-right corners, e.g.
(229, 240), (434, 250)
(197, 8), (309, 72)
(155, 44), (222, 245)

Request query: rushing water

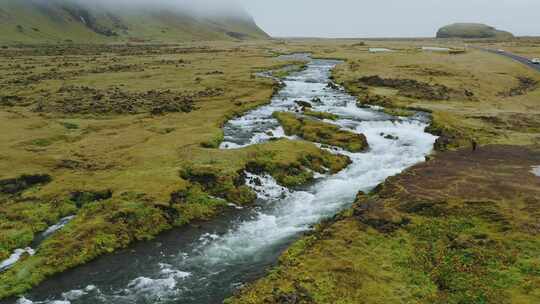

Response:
(0, 216), (76, 274)
(13, 56), (436, 304)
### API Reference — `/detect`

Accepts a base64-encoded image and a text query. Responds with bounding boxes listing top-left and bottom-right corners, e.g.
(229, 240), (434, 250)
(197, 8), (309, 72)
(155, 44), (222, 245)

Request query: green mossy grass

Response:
(0, 139), (351, 298)
(229, 145), (540, 304)
(273, 112), (369, 153)
(0, 43), (347, 299)
(0, 198), (171, 298)
(303, 110), (339, 121)
(230, 187), (540, 304)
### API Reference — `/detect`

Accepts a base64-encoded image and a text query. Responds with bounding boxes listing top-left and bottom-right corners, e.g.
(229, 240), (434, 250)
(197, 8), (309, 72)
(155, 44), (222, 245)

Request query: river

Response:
(13, 55), (436, 304)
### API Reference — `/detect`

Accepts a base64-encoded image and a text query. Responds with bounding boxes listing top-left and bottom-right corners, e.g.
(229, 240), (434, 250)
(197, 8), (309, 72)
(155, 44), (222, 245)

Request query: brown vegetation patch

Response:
(0, 95), (25, 106)
(56, 158), (116, 172)
(364, 145), (540, 232)
(357, 75), (475, 101)
(471, 113), (540, 133)
(397, 65), (456, 77)
(30, 86), (224, 115)
(0, 44), (224, 57)
(497, 76), (538, 97)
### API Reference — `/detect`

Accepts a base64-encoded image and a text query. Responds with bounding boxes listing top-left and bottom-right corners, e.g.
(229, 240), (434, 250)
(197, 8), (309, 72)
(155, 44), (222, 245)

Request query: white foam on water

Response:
(245, 173), (289, 201)
(531, 166), (540, 177)
(16, 298), (34, 304)
(0, 247), (35, 272)
(41, 216), (75, 238)
(117, 274), (186, 302)
(18, 300), (70, 304)
(158, 263), (191, 280)
(175, 60), (436, 289)
(227, 203), (244, 210)
(83, 285), (96, 292)
(196, 233), (221, 247)
(61, 290), (86, 301)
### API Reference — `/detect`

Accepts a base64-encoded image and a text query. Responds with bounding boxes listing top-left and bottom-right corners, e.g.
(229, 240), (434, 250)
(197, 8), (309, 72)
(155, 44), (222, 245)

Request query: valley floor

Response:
(0, 38), (539, 302)
(229, 39), (540, 303)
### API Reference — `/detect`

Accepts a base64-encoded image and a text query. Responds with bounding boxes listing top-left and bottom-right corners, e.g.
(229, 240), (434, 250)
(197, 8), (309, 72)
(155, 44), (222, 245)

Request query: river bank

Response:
(229, 39), (540, 304)
(4, 55), (436, 304)
(230, 145), (540, 303)
(1, 39), (539, 303)
(0, 43), (340, 300)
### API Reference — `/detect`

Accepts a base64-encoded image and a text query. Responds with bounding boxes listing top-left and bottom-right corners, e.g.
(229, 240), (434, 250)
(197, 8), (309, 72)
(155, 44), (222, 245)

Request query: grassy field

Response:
(1, 38), (539, 301)
(476, 37), (540, 59)
(0, 41), (354, 298)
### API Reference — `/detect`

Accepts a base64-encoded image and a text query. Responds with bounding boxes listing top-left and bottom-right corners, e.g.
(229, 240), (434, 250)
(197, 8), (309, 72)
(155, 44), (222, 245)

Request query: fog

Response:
(30, 0), (540, 37)
(42, 0), (248, 18)
(239, 0), (540, 37)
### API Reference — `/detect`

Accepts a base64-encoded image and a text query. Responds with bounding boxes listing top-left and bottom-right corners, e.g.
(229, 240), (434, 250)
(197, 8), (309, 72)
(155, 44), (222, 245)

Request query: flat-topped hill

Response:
(436, 23), (514, 39)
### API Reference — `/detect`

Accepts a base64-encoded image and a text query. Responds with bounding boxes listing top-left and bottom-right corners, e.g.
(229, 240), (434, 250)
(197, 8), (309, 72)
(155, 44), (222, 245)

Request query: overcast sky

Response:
(238, 0), (540, 38)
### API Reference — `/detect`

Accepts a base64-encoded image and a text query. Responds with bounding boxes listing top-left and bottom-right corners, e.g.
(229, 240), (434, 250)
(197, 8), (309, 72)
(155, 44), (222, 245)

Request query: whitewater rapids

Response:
(17, 56), (436, 304)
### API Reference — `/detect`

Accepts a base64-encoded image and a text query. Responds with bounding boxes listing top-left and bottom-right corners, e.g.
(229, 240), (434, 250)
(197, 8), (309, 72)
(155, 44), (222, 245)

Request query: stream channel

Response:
(13, 54), (436, 304)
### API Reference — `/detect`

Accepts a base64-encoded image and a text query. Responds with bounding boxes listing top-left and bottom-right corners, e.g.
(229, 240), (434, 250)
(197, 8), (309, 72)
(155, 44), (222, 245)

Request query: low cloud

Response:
(34, 0), (248, 18)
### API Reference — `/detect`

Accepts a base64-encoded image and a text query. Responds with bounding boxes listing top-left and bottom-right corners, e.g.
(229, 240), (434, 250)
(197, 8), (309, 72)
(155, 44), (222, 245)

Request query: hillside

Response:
(0, 0), (269, 44)
(436, 23), (514, 39)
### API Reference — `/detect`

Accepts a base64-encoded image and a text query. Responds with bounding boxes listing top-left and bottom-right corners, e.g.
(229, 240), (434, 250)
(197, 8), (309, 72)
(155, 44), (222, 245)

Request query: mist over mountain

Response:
(46, 0), (251, 18)
(0, 0), (268, 43)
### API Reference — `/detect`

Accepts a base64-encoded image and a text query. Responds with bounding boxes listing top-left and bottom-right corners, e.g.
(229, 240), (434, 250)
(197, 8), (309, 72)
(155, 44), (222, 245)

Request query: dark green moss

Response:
(0, 174), (52, 195)
(273, 112), (369, 152)
(180, 165), (256, 205)
(70, 190), (113, 208)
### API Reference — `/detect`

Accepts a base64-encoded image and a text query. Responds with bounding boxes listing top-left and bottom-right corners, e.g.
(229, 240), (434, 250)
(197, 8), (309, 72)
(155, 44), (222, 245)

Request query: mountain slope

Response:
(0, 0), (269, 43)
(436, 23), (514, 39)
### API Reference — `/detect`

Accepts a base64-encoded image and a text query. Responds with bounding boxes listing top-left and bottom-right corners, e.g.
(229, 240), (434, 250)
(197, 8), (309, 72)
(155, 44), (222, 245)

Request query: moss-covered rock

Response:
(273, 112), (368, 152)
(183, 139), (351, 190)
(170, 185), (229, 226)
(180, 165), (256, 205)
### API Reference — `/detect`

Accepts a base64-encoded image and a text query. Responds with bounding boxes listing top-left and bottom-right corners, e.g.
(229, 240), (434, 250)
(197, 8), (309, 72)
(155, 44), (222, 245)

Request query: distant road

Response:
(477, 47), (540, 72)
